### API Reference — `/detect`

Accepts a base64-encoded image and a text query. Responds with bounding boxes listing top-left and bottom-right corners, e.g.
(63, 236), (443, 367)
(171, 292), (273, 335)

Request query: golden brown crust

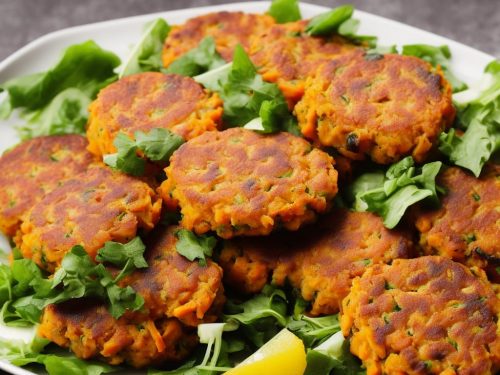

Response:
(159, 128), (338, 238)
(38, 227), (225, 368)
(39, 302), (197, 368)
(18, 164), (162, 273)
(162, 11), (275, 67)
(218, 209), (415, 315)
(123, 226), (225, 327)
(341, 256), (500, 375)
(86, 72), (223, 157)
(414, 165), (500, 279)
(248, 20), (361, 106)
(294, 53), (456, 164)
(0, 135), (95, 237)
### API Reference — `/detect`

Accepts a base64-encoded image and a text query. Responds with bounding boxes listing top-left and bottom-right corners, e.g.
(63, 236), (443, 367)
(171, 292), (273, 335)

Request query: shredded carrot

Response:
(145, 320), (166, 353)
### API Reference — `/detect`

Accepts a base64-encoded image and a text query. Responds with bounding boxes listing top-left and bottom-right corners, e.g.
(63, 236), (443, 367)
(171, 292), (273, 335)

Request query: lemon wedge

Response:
(224, 328), (306, 375)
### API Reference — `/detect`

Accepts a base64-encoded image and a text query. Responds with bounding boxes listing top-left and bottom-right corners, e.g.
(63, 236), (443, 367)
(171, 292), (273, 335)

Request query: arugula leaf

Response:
(104, 128), (184, 176)
(350, 157), (442, 228)
(305, 6), (378, 48)
(135, 128), (184, 162)
(0, 258), (52, 326)
(120, 18), (171, 78)
(439, 60), (500, 176)
(0, 238), (147, 323)
(402, 44), (467, 92)
(439, 123), (494, 177)
(0, 41), (120, 139)
(175, 229), (217, 266)
(346, 171), (385, 202)
(195, 45), (299, 134)
(287, 314), (340, 348)
(224, 286), (288, 327)
(267, 0), (301, 23)
(224, 285), (288, 347)
(96, 237), (147, 268)
(194, 62), (232, 91)
(17, 88), (91, 140)
(0, 264), (12, 305)
(95, 237), (148, 281)
(1, 336), (118, 375)
(103, 133), (145, 176)
(104, 282), (145, 319)
(337, 18), (378, 48)
(50, 244), (145, 319)
(166, 36), (226, 77)
(304, 332), (364, 375)
(305, 5), (354, 36)
(0, 41), (119, 111)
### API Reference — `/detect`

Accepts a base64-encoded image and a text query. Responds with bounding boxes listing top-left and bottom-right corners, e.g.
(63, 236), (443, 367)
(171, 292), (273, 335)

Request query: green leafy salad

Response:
(0, 0), (498, 374)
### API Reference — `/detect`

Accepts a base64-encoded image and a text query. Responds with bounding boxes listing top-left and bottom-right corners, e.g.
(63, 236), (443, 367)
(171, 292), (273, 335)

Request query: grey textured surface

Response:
(0, 0), (499, 62)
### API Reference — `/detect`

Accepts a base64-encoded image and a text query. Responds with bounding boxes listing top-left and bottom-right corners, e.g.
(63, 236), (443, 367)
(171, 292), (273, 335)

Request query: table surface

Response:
(0, 0), (499, 62)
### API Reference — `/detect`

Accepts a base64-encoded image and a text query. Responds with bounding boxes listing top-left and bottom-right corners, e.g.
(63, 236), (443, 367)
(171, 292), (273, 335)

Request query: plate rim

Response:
(0, 1), (495, 75)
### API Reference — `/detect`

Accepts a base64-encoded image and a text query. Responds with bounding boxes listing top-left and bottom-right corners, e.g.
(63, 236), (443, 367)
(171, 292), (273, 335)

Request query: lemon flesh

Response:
(224, 328), (307, 375)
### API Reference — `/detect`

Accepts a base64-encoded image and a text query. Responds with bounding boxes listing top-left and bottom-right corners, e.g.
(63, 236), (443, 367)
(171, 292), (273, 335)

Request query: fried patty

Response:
(38, 226), (225, 368)
(341, 256), (500, 375)
(248, 20), (360, 106)
(159, 128), (338, 238)
(162, 11), (275, 68)
(0, 135), (94, 237)
(218, 209), (414, 315)
(294, 53), (455, 164)
(86, 72), (223, 157)
(39, 303), (197, 368)
(122, 226), (225, 326)
(17, 164), (162, 272)
(415, 165), (500, 279)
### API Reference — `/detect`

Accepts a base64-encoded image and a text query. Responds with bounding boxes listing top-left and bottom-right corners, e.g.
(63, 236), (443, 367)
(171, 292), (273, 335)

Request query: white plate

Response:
(0, 2), (496, 374)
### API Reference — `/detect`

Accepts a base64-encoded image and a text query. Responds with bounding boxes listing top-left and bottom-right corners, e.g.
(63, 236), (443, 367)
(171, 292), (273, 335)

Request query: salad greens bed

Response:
(0, 0), (499, 374)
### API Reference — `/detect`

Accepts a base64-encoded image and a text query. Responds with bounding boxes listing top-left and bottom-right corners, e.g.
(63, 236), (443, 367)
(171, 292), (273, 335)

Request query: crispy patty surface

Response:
(294, 53), (455, 164)
(0, 135), (95, 237)
(86, 72), (223, 157)
(159, 128), (338, 238)
(39, 303), (197, 368)
(415, 165), (500, 279)
(17, 164), (162, 272)
(38, 226), (225, 368)
(162, 11), (275, 68)
(341, 256), (500, 375)
(218, 209), (414, 315)
(122, 226), (225, 327)
(248, 20), (361, 106)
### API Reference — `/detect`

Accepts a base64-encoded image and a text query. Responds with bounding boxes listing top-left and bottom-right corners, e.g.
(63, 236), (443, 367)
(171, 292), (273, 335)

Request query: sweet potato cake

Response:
(415, 165), (500, 279)
(161, 11), (275, 68)
(248, 20), (362, 106)
(294, 53), (455, 164)
(159, 128), (338, 238)
(341, 256), (500, 375)
(218, 209), (414, 315)
(0, 135), (95, 237)
(17, 164), (162, 272)
(38, 226), (225, 368)
(40, 303), (197, 368)
(121, 226), (225, 326)
(86, 72), (223, 157)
